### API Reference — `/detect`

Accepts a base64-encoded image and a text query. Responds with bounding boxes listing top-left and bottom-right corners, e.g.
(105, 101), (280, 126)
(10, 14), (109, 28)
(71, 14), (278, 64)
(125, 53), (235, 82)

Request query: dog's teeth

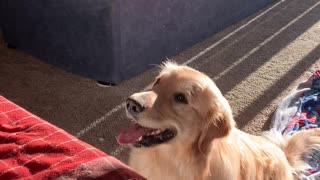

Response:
(138, 136), (143, 141)
(156, 129), (161, 134)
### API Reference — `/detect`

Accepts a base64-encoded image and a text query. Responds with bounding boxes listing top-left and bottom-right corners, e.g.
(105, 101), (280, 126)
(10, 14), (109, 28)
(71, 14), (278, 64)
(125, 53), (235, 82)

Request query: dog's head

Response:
(117, 62), (235, 152)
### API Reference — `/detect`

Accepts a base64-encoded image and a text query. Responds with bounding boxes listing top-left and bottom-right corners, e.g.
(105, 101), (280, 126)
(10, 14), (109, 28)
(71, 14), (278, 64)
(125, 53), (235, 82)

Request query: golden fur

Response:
(127, 62), (320, 180)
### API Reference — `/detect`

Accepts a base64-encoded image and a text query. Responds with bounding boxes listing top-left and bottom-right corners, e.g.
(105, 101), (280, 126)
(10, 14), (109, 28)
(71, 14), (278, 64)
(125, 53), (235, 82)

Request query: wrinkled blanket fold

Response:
(272, 70), (320, 179)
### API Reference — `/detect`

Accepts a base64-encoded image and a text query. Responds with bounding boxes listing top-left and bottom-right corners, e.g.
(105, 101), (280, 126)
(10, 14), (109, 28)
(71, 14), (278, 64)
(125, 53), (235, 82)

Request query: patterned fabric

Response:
(0, 96), (145, 180)
(281, 70), (320, 177)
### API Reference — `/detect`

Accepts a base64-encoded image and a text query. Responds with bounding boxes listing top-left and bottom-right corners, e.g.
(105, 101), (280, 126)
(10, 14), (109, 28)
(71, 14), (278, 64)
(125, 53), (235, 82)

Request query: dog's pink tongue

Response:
(117, 124), (151, 145)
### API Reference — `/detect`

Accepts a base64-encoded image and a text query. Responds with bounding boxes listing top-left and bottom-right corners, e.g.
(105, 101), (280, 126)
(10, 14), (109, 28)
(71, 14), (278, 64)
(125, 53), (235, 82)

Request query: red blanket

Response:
(0, 96), (145, 180)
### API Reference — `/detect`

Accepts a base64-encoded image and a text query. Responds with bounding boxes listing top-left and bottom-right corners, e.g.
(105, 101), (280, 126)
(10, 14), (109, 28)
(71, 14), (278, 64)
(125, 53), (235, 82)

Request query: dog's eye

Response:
(174, 93), (188, 104)
(153, 78), (160, 87)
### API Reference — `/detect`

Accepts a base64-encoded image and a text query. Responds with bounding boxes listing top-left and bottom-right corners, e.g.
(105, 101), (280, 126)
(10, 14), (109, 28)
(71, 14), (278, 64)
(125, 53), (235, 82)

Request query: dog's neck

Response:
(129, 139), (213, 179)
(129, 127), (261, 180)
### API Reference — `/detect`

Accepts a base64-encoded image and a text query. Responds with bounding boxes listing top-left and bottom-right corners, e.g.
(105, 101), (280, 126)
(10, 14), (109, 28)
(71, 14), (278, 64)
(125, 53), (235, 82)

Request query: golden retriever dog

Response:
(117, 62), (320, 180)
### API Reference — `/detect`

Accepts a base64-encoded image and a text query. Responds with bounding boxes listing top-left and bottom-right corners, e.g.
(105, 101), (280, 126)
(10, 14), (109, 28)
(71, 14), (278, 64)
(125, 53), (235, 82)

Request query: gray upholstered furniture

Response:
(0, 0), (276, 84)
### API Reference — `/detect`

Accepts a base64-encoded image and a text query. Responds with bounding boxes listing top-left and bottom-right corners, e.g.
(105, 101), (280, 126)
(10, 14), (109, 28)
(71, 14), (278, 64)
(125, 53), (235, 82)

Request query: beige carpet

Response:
(0, 0), (320, 163)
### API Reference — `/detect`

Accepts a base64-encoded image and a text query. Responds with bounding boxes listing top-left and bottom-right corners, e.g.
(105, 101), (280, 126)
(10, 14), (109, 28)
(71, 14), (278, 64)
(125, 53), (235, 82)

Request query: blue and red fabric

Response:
(282, 70), (320, 175)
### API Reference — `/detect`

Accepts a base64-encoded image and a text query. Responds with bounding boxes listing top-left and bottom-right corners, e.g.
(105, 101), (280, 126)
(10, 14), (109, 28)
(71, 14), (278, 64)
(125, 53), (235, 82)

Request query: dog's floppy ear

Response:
(197, 87), (235, 154)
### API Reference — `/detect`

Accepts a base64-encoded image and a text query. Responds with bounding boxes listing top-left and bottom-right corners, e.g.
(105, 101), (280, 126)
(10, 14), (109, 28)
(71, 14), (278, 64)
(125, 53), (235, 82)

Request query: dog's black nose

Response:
(126, 98), (144, 114)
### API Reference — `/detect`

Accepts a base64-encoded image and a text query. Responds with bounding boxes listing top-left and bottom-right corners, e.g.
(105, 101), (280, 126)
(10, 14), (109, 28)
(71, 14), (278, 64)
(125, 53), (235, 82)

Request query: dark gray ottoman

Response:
(0, 0), (276, 83)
